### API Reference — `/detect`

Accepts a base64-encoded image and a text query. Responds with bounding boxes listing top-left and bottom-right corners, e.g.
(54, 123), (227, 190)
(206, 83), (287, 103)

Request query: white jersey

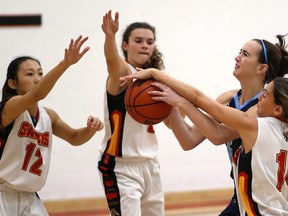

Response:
(99, 86), (158, 159)
(232, 117), (288, 215)
(0, 106), (52, 192)
(99, 63), (158, 159)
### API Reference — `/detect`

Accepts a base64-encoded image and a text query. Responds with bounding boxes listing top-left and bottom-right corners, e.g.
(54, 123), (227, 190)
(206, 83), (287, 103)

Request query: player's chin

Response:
(137, 56), (150, 64)
(256, 107), (262, 117)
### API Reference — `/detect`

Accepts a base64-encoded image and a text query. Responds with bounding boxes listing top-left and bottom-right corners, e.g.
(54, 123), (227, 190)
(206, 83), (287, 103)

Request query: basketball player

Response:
(124, 68), (288, 214)
(98, 10), (165, 216)
(0, 35), (104, 216)
(122, 35), (288, 215)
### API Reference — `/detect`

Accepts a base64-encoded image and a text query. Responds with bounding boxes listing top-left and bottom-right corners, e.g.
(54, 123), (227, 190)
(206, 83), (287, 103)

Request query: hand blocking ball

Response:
(124, 79), (173, 125)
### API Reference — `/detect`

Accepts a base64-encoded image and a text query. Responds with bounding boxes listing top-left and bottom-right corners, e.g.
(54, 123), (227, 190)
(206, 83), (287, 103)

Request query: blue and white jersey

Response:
(226, 90), (262, 161)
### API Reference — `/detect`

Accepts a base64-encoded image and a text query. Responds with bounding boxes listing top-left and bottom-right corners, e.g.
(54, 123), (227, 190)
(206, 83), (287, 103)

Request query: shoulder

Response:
(258, 117), (281, 126)
(245, 105), (258, 117)
(43, 107), (59, 123)
(216, 89), (239, 104)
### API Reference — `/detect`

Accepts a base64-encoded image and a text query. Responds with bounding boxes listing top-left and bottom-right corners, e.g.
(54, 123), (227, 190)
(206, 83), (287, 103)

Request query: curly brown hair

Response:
(121, 22), (165, 70)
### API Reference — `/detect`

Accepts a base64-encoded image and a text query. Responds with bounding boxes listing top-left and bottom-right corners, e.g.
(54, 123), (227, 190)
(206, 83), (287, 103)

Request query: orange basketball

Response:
(124, 79), (173, 125)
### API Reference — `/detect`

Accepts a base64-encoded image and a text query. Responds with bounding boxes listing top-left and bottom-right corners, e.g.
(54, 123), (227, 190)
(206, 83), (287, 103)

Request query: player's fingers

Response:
(119, 76), (133, 83)
(94, 120), (104, 130)
(119, 79), (130, 87)
(78, 46), (90, 59)
(148, 90), (163, 96)
(151, 82), (166, 91)
(136, 67), (143, 71)
(99, 122), (104, 130)
(68, 39), (74, 50)
(114, 11), (119, 20)
(74, 36), (88, 51)
(74, 35), (83, 46)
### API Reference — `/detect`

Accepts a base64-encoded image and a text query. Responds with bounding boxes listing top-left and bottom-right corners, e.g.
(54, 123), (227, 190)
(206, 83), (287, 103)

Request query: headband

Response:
(260, 39), (268, 64)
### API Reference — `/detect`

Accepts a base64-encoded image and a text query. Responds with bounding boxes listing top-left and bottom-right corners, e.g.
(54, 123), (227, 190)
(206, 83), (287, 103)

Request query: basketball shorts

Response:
(99, 157), (164, 216)
(0, 182), (49, 216)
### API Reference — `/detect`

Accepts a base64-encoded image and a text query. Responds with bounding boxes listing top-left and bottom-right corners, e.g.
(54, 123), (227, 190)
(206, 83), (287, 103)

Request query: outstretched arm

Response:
(46, 108), (104, 146)
(2, 35), (89, 128)
(120, 69), (257, 151)
(165, 107), (207, 151)
(157, 84), (239, 150)
(102, 10), (131, 95)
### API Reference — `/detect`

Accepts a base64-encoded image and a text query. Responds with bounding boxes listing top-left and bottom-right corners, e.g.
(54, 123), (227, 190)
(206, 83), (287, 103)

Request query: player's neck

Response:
(240, 85), (263, 104)
(239, 78), (264, 104)
(28, 105), (39, 117)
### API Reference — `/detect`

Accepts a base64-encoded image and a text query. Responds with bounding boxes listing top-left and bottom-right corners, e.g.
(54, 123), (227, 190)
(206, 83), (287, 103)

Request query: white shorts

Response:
(0, 183), (48, 216)
(99, 157), (164, 216)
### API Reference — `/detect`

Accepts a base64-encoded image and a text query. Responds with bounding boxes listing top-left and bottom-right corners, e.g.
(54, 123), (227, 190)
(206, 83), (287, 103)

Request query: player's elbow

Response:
(207, 136), (225, 145)
(181, 145), (194, 151)
(179, 141), (199, 151)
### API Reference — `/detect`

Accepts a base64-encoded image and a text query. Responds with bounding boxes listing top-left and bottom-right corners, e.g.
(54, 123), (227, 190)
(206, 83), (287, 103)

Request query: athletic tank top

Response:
(232, 117), (288, 215)
(0, 106), (53, 192)
(226, 89), (262, 161)
(99, 64), (158, 160)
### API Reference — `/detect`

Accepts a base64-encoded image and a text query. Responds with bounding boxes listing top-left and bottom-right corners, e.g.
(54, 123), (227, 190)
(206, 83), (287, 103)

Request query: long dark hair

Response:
(254, 34), (288, 83)
(2, 56), (41, 101)
(121, 22), (165, 70)
(0, 56), (40, 128)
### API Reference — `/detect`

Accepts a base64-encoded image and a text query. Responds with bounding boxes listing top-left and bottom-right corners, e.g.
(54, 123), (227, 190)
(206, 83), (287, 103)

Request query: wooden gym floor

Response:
(49, 204), (227, 216)
(45, 188), (232, 216)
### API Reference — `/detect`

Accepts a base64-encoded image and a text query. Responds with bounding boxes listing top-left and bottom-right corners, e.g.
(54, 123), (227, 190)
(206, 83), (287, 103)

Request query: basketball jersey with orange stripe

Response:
(99, 87), (158, 159)
(99, 63), (158, 160)
(0, 106), (52, 192)
(232, 117), (288, 215)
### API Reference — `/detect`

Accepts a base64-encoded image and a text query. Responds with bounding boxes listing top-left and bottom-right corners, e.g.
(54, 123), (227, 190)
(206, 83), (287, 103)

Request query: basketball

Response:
(124, 79), (173, 125)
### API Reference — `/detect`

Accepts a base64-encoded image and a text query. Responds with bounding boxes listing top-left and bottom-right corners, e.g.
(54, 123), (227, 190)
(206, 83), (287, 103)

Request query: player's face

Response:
(123, 28), (155, 68)
(233, 40), (263, 82)
(257, 82), (277, 117)
(14, 60), (43, 95)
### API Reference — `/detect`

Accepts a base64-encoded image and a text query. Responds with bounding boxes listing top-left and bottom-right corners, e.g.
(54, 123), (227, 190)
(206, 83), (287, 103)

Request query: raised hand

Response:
(101, 10), (119, 36)
(63, 35), (90, 66)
